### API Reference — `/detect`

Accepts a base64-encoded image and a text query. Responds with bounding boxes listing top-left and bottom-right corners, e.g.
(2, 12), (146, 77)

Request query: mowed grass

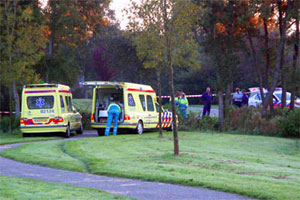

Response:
(0, 175), (132, 200)
(73, 99), (92, 113)
(1, 132), (300, 200)
(0, 131), (60, 145)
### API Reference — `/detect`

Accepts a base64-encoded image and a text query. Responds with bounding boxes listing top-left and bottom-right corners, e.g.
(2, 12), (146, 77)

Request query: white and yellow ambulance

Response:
(84, 81), (174, 136)
(20, 83), (83, 137)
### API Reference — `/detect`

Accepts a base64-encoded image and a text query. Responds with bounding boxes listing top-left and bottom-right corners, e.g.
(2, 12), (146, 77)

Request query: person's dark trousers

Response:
(234, 101), (242, 108)
(202, 104), (211, 118)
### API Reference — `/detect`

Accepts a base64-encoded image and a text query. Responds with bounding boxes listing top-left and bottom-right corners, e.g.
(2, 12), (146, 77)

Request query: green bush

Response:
(277, 109), (300, 138)
(0, 116), (19, 132)
(224, 107), (300, 138)
(178, 112), (218, 132)
(80, 111), (91, 130)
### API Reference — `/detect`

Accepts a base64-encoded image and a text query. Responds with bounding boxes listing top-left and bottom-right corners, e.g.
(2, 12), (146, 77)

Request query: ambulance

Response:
(20, 83), (83, 137)
(83, 81), (174, 136)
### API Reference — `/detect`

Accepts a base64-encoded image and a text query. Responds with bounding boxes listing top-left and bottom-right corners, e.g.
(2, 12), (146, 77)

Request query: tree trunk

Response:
(262, 0), (291, 117)
(163, 0), (179, 156)
(12, 79), (20, 118)
(169, 62), (179, 155)
(225, 82), (231, 107)
(248, 30), (265, 108)
(290, 13), (299, 110)
(218, 90), (224, 131)
(279, 3), (286, 108)
(9, 84), (13, 133)
(263, 19), (270, 88)
(157, 69), (163, 137)
(46, 1), (56, 83)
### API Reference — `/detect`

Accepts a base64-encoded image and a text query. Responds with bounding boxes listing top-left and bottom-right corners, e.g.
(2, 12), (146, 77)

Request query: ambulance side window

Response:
(60, 96), (65, 108)
(128, 94), (135, 106)
(139, 95), (146, 111)
(146, 95), (154, 111)
(68, 96), (73, 111)
(65, 96), (70, 112)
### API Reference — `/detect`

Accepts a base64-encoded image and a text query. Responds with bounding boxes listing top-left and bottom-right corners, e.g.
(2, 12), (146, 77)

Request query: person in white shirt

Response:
(233, 88), (243, 108)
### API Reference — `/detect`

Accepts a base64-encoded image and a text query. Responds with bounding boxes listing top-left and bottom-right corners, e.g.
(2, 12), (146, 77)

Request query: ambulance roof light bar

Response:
(24, 83), (57, 88)
(81, 81), (122, 87)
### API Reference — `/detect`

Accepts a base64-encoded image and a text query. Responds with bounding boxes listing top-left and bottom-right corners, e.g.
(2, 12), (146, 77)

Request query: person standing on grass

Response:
(233, 88), (243, 108)
(201, 87), (213, 118)
(179, 93), (189, 119)
(241, 89), (249, 107)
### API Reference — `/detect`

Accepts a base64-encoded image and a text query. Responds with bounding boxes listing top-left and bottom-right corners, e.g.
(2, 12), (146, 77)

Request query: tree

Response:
(290, 0), (299, 110)
(195, 0), (246, 129)
(0, 0), (46, 132)
(127, 0), (199, 155)
(262, 0), (291, 116)
(39, 0), (110, 84)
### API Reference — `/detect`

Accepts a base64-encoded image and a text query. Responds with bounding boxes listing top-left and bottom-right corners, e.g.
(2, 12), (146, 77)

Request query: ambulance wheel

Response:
(64, 124), (71, 138)
(136, 121), (144, 135)
(76, 123), (83, 134)
(97, 129), (105, 136)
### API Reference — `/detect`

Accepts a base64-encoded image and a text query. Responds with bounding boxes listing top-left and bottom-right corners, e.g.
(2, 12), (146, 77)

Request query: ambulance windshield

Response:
(27, 96), (54, 109)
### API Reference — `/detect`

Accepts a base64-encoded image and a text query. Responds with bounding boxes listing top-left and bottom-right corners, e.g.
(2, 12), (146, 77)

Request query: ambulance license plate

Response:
(35, 119), (48, 123)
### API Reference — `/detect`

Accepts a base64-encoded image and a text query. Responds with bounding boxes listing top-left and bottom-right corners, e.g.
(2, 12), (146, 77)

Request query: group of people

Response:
(232, 88), (249, 108)
(107, 87), (250, 136)
(172, 87), (249, 120)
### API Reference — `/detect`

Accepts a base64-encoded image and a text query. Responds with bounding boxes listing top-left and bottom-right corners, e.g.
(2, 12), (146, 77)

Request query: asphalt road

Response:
(0, 131), (253, 200)
(188, 106), (219, 117)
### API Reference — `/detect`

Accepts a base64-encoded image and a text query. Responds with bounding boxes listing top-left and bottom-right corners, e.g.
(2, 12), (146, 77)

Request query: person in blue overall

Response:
(105, 101), (122, 136)
(201, 87), (213, 119)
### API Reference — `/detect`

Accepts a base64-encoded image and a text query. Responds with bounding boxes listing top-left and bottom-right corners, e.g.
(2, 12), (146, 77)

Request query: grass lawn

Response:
(0, 131), (60, 145)
(73, 99), (92, 113)
(1, 132), (300, 200)
(0, 175), (132, 200)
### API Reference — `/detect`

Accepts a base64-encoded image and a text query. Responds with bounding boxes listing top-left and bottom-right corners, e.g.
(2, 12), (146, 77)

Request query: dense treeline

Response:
(0, 0), (299, 136)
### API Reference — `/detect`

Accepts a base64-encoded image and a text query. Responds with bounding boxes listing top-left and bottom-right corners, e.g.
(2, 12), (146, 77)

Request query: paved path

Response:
(0, 131), (253, 200)
(188, 106), (219, 117)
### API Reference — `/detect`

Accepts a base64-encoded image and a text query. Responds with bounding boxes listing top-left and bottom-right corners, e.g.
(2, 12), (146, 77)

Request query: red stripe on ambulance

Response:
(127, 88), (155, 93)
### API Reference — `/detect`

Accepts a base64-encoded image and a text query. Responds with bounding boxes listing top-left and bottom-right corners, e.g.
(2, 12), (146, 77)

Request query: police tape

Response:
(158, 94), (216, 98)
(0, 111), (16, 114)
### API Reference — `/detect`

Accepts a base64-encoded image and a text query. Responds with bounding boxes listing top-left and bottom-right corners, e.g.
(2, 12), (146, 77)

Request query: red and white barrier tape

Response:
(158, 94), (216, 98)
(0, 111), (16, 114)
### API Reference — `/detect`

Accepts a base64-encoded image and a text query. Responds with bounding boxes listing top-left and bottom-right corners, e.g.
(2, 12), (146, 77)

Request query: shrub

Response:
(80, 111), (92, 130)
(178, 112), (218, 132)
(224, 106), (300, 138)
(0, 116), (10, 132)
(0, 116), (19, 132)
(277, 109), (300, 138)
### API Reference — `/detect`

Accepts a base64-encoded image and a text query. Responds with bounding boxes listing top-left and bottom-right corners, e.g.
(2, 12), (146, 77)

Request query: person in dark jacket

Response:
(201, 87), (213, 118)
(241, 89), (249, 107)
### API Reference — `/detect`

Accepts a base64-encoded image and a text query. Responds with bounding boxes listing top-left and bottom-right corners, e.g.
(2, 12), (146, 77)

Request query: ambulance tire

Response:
(76, 123), (83, 134)
(136, 121), (144, 135)
(64, 124), (71, 138)
(97, 129), (105, 136)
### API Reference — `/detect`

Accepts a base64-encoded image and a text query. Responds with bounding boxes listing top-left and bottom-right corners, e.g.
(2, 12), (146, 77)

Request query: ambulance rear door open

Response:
(93, 86), (125, 123)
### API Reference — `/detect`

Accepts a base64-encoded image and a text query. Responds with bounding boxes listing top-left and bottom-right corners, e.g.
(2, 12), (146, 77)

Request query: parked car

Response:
(248, 87), (300, 108)
(20, 83), (83, 137)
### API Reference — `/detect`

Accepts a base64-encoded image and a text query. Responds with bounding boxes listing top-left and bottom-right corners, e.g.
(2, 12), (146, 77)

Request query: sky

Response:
(40, 0), (138, 30)
(110, 0), (139, 30)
